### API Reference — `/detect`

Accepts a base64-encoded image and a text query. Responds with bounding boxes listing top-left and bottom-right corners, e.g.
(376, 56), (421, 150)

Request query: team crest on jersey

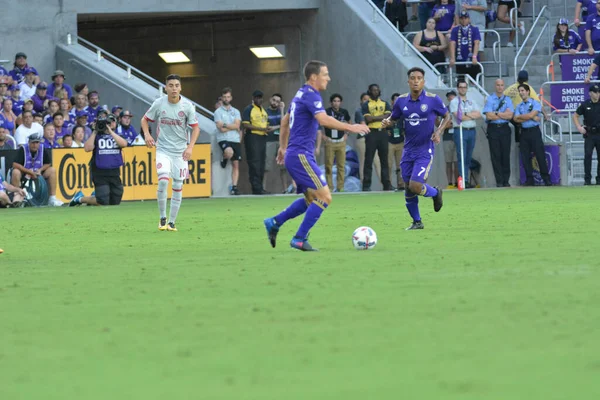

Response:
(314, 101), (322, 108)
(178, 111), (185, 118)
(421, 104), (428, 112)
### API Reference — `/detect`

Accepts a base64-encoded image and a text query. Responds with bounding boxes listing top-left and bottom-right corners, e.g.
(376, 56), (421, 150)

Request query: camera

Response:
(96, 116), (108, 134)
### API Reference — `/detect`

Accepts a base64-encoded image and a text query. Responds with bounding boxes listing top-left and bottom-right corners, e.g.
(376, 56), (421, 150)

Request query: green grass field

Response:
(2, 187), (600, 400)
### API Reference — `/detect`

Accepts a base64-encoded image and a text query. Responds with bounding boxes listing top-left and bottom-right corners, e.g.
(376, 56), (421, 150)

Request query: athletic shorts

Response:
(156, 151), (188, 181)
(443, 140), (457, 163)
(285, 151), (327, 194)
(401, 149), (435, 184)
(499, 0), (521, 10)
(218, 141), (242, 161)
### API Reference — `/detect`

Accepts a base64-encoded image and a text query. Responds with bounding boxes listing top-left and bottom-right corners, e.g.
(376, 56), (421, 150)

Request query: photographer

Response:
(573, 84), (600, 185)
(69, 114), (129, 206)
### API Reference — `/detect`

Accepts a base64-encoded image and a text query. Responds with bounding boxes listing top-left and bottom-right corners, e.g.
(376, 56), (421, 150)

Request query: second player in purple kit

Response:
(382, 67), (451, 230)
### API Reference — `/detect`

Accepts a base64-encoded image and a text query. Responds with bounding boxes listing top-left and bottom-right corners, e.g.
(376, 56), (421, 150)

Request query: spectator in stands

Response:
(449, 79), (482, 188)
(413, 18), (449, 73)
(31, 82), (57, 114)
(419, 0), (437, 29)
(355, 92), (381, 182)
(14, 110), (43, 146)
(18, 69), (37, 101)
(0, 170), (26, 207)
(87, 91), (102, 123)
(1, 98), (17, 136)
(484, 78), (514, 187)
(321, 93), (351, 192)
(573, 84), (600, 185)
(43, 100), (60, 125)
(585, 1), (600, 55)
(0, 124), (17, 150)
(10, 86), (23, 116)
(450, 11), (482, 80)
(11, 132), (64, 206)
(432, 0), (456, 33)
(443, 90), (458, 188)
(242, 90), (269, 195)
(59, 98), (74, 127)
(264, 93), (286, 193)
(9, 53), (39, 85)
(111, 105), (122, 119)
(51, 112), (70, 141)
(74, 110), (93, 141)
(385, 0), (409, 32)
(497, 0), (526, 47)
(0, 78), (9, 100)
(214, 88), (243, 195)
(575, 0), (595, 50)
(62, 134), (73, 148)
(0, 63), (8, 79)
(70, 83), (88, 105)
(116, 110), (139, 146)
(47, 70), (73, 100)
(454, 0), (487, 56)
(387, 92), (405, 191)
(69, 94), (89, 120)
(33, 113), (44, 126)
(42, 123), (60, 149)
(514, 83), (551, 186)
(71, 126), (85, 148)
(553, 18), (583, 54)
(362, 83), (393, 191)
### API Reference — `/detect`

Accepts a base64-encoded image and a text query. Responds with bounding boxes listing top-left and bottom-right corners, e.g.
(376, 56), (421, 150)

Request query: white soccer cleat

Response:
(49, 198), (64, 207)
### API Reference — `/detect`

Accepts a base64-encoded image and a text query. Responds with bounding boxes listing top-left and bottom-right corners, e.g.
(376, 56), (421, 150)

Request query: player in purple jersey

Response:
(263, 61), (370, 251)
(382, 67), (451, 230)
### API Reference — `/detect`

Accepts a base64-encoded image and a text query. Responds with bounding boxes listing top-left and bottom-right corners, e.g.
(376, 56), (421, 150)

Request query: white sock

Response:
(157, 176), (169, 219)
(169, 180), (183, 224)
(49, 195), (56, 201)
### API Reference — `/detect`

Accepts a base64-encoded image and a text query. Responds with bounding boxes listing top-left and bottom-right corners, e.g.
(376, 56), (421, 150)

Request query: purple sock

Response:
(295, 200), (328, 239)
(405, 193), (421, 222)
(420, 184), (438, 198)
(274, 198), (308, 226)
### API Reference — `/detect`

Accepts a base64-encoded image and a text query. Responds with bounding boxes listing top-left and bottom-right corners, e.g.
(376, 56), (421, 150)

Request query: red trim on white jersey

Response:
(144, 115), (155, 122)
(189, 123), (199, 127)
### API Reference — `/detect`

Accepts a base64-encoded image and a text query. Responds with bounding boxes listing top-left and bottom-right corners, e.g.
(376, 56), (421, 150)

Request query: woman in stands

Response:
(0, 98), (17, 136)
(497, 0), (525, 47)
(43, 100), (60, 125)
(413, 17), (449, 73)
(431, 0), (455, 34)
(59, 98), (75, 128)
(71, 125), (85, 148)
(553, 18), (582, 54)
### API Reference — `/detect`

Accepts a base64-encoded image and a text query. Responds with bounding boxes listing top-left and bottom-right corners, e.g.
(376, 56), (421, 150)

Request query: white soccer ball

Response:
(352, 226), (378, 250)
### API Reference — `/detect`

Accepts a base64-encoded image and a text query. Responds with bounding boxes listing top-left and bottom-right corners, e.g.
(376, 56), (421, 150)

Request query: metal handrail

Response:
(514, 5), (549, 80)
(520, 20), (550, 74)
(548, 119), (564, 142)
(546, 50), (600, 81)
(541, 79), (600, 110)
(364, 0), (441, 76)
(465, 74), (489, 99)
(433, 61), (485, 88)
(76, 36), (214, 119)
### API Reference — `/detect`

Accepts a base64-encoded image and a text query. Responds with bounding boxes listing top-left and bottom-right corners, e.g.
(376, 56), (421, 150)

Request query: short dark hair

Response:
(22, 110), (33, 117)
(456, 79), (468, 88)
(52, 112), (63, 120)
(303, 60), (327, 81)
(221, 87), (232, 96)
(74, 83), (87, 93)
(407, 67), (425, 77)
(88, 91), (99, 99)
(518, 84), (531, 93)
(391, 92), (401, 101)
(166, 74), (181, 83)
(360, 92), (369, 101)
(72, 125), (83, 135)
(367, 84), (380, 98)
(330, 93), (343, 103)
(62, 134), (73, 140)
(271, 93), (283, 100)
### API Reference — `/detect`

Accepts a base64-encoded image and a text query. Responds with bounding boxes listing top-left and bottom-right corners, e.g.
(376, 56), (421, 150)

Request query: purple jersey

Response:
(553, 30), (582, 50)
(432, 4), (455, 32)
(287, 84), (326, 155)
(450, 25), (482, 61)
(579, 0), (598, 17)
(586, 13), (600, 48)
(391, 91), (448, 156)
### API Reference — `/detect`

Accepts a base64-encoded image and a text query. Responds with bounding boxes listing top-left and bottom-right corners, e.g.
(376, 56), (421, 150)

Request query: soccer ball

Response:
(352, 226), (378, 250)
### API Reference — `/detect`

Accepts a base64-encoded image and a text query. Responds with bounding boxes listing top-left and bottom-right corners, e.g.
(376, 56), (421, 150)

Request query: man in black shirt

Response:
(573, 84), (600, 184)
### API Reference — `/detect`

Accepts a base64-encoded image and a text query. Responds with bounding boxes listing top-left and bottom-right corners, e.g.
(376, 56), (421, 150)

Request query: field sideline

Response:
(1, 187), (599, 399)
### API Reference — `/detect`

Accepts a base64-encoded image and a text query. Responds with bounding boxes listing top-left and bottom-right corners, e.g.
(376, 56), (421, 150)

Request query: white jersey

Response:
(144, 95), (198, 156)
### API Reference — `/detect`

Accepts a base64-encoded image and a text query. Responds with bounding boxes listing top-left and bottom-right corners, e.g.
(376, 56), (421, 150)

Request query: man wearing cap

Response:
(14, 110), (43, 146)
(18, 68), (37, 100)
(116, 110), (139, 145)
(573, 84), (600, 184)
(47, 70), (73, 100)
(9, 53), (39, 85)
(450, 11), (482, 80)
(74, 110), (93, 141)
(111, 105), (123, 119)
(513, 84), (552, 186)
(242, 90), (270, 194)
(10, 85), (24, 116)
(454, 0), (487, 52)
(11, 132), (63, 206)
(484, 79), (514, 187)
(31, 82), (58, 114)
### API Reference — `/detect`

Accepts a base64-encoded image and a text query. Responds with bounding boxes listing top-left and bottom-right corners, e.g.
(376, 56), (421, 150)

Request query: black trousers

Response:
(584, 134), (600, 183)
(487, 123), (512, 185)
(363, 129), (391, 189)
(245, 133), (267, 193)
(520, 126), (549, 182)
(456, 64), (481, 81)
(92, 170), (123, 205)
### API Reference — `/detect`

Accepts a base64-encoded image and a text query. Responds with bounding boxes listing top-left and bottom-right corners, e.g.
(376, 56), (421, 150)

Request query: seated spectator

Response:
(11, 132), (63, 206)
(70, 83), (89, 106)
(59, 98), (75, 128)
(18, 68), (37, 100)
(69, 93), (89, 119)
(87, 91), (102, 123)
(0, 78), (9, 99)
(43, 100), (60, 125)
(31, 82), (58, 114)
(0, 63), (8, 78)
(111, 105), (122, 119)
(33, 113), (44, 126)
(42, 123), (60, 149)
(47, 70), (73, 100)
(413, 18), (448, 73)
(1, 98), (18, 136)
(10, 85), (24, 116)
(432, 0), (456, 33)
(9, 53), (39, 85)
(14, 110), (43, 146)
(71, 126), (85, 148)
(0, 171), (26, 208)
(51, 112), (70, 141)
(116, 110), (139, 144)
(0, 124), (17, 150)
(17, 99), (34, 126)
(62, 134), (73, 148)
(450, 11), (482, 80)
(553, 19), (582, 54)
(74, 110), (93, 141)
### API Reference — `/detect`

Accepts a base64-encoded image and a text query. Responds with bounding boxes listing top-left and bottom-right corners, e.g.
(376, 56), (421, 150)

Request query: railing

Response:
(464, 74), (489, 99)
(549, 108), (585, 185)
(495, 0), (521, 49)
(546, 50), (600, 82)
(540, 79), (600, 111)
(364, 0), (441, 77)
(514, 5), (550, 80)
(433, 61), (485, 88)
(75, 36), (214, 120)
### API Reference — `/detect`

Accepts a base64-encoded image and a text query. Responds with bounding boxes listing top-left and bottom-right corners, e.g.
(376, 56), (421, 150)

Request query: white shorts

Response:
(156, 151), (188, 181)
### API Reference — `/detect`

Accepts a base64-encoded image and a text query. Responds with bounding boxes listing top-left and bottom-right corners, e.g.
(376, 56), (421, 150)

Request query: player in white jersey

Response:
(141, 74), (200, 231)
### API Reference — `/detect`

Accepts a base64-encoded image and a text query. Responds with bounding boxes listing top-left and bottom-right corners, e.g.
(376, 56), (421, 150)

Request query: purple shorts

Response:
(285, 151), (327, 194)
(401, 148), (435, 184)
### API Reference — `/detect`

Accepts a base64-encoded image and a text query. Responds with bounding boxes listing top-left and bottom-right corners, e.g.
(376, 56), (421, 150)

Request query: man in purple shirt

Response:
(382, 67), (450, 230)
(9, 52), (39, 85)
(46, 70), (73, 99)
(450, 11), (482, 80)
(31, 82), (58, 113)
(263, 60), (370, 251)
(87, 91), (102, 123)
(586, 1), (600, 54)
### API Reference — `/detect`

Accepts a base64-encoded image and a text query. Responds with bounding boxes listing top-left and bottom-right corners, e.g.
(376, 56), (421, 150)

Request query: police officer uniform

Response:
(514, 97), (551, 186)
(575, 84), (600, 184)
(483, 92), (514, 187)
